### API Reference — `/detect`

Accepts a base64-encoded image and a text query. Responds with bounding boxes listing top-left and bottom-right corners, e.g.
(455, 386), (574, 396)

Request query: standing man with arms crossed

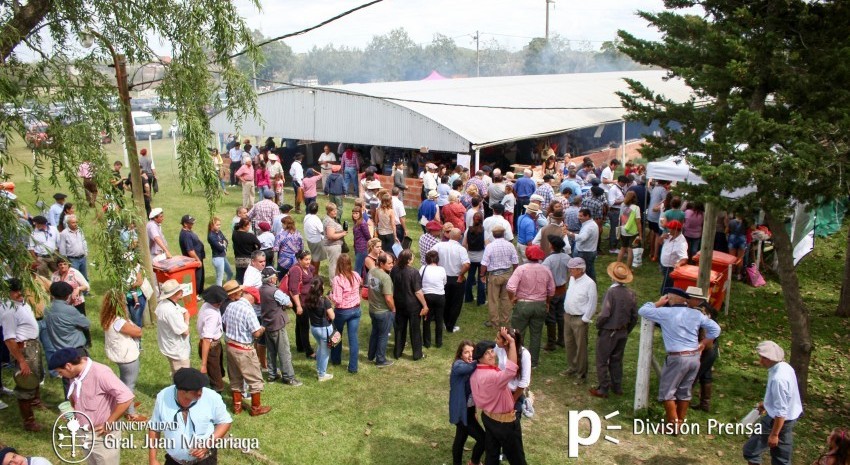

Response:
(589, 262), (637, 398)
(562, 257), (597, 381)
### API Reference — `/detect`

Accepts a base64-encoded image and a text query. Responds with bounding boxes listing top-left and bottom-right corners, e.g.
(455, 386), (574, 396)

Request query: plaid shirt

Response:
(565, 206), (581, 232)
(274, 230), (303, 269)
(223, 298), (262, 344)
(581, 192), (608, 220)
(248, 199), (279, 227)
(465, 177), (488, 198)
(481, 238), (519, 272)
(534, 184), (555, 212)
(419, 233), (441, 265)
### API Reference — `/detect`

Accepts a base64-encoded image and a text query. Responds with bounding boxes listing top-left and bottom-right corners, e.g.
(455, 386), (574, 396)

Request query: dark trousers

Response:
(229, 161), (241, 186)
(444, 277), (466, 332)
(167, 449), (217, 465)
(743, 416), (796, 465)
(575, 251), (597, 282)
(195, 263), (205, 295)
(294, 312), (314, 357)
(482, 414), (527, 465)
(235, 266), (247, 284)
(595, 328), (629, 393)
(75, 303), (92, 348)
(660, 266), (674, 295)
(452, 407), (485, 465)
(515, 197), (530, 230)
(198, 340), (225, 392)
(393, 309), (423, 360)
(696, 341), (718, 384)
(423, 294), (445, 348)
(464, 261), (486, 305)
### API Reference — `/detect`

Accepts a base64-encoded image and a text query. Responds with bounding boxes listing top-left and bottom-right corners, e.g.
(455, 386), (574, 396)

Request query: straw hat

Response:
(607, 262), (633, 284)
(524, 203), (541, 214)
(159, 279), (183, 299)
(685, 286), (708, 300)
(223, 280), (243, 295)
(366, 180), (382, 190)
(427, 190), (439, 199)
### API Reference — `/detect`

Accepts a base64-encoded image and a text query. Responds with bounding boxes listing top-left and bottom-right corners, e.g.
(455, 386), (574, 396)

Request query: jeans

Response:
(686, 236), (701, 258)
(464, 261), (486, 305)
(368, 311), (393, 364)
(343, 167), (359, 196)
(212, 257), (234, 286)
(69, 256), (88, 281)
(117, 358), (140, 414)
(38, 319), (58, 377)
(310, 324), (333, 377)
(354, 251), (367, 277)
(258, 185), (273, 200)
(742, 416), (796, 465)
(575, 250), (597, 282)
(127, 294), (147, 328)
(266, 328), (296, 380)
(331, 307), (361, 372)
(608, 208), (620, 250)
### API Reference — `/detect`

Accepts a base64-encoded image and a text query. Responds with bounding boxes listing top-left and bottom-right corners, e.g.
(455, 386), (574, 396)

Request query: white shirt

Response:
(431, 240), (470, 276)
(1, 300), (39, 341)
(392, 196), (406, 226)
(763, 361), (803, 421)
(564, 273), (598, 323)
(257, 231), (275, 249)
(289, 161), (304, 183)
(242, 265), (263, 289)
(482, 215), (514, 244)
(496, 345), (531, 391)
(419, 265), (447, 295)
(58, 227), (88, 257)
(155, 299), (190, 360)
(660, 233), (688, 267)
(574, 220), (599, 253)
(28, 226), (59, 255)
(465, 207), (482, 230)
(607, 184), (625, 209)
(228, 146), (241, 162)
(303, 214), (324, 244)
(318, 152), (336, 169)
(600, 166), (614, 190)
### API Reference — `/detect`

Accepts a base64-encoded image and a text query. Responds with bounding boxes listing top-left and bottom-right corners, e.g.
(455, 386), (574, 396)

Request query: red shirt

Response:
(442, 203), (467, 231)
(470, 360), (518, 414)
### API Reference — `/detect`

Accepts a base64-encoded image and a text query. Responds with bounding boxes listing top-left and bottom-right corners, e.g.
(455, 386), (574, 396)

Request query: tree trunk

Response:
(696, 202), (718, 292)
(0, 0), (52, 63)
(764, 210), (812, 402)
(836, 223), (850, 317)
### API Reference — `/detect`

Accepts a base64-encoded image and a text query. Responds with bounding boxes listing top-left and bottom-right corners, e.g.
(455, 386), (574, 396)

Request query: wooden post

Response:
(697, 202), (718, 292)
(634, 316), (655, 412)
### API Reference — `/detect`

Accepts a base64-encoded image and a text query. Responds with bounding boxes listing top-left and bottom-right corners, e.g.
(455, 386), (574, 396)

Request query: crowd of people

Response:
(0, 140), (831, 465)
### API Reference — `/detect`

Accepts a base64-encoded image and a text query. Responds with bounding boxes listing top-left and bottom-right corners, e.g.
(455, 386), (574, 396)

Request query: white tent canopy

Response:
(209, 70), (697, 153)
(646, 155), (756, 199)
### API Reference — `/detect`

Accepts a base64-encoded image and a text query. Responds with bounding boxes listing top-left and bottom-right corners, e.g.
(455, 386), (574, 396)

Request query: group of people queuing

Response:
(0, 140), (813, 465)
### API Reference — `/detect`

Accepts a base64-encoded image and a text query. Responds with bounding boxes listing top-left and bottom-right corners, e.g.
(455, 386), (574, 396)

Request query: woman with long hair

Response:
(495, 328), (532, 419)
(449, 340), (485, 465)
(208, 217), (234, 286)
(362, 237), (383, 281)
(813, 428), (850, 465)
(255, 160), (271, 200)
(617, 191), (642, 268)
(100, 290), (146, 421)
(390, 250), (428, 360)
(463, 211), (485, 306)
(58, 203), (74, 233)
(289, 250), (316, 358)
(232, 217), (260, 283)
(420, 250), (447, 349)
(329, 254), (362, 373)
(274, 215), (303, 277)
(683, 201), (704, 259)
(375, 191), (399, 253)
(352, 207), (371, 275)
(305, 276), (335, 381)
(323, 202), (348, 278)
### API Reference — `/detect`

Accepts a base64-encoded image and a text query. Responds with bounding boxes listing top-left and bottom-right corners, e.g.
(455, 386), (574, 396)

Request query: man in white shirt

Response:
(391, 187), (407, 242)
(289, 153), (305, 213)
(242, 251), (266, 289)
(659, 220), (688, 295)
(606, 175), (627, 254)
(28, 215), (59, 276)
(562, 257), (597, 381)
(318, 145), (336, 188)
(743, 341), (803, 465)
(482, 203), (514, 244)
(2, 278), (44, 431)
(567, 208), (600, 281)
(432, 229), (470, 333)
(155, 279), (191, 374)
(146, 207), (172, 261)
(266, 153), (284, 180)
(302, 202), (326, 270)
(600, 159), (620, 191)
(57, 215), (89, 280)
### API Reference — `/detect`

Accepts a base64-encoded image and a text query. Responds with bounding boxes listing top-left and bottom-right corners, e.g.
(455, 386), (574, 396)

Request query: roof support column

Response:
(621, 120), (627, 166)
(474, 148), (480, 173)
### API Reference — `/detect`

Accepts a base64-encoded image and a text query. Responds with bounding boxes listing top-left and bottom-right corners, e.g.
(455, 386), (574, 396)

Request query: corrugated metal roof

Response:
(209, 70), (696, 153)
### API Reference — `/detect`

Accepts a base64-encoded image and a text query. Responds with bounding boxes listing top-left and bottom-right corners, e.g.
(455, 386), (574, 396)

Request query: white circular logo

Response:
(52, 410), (95, 463)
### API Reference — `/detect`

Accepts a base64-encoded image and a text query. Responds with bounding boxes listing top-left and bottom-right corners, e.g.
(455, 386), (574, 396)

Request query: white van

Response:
(131, 111), (163, 140)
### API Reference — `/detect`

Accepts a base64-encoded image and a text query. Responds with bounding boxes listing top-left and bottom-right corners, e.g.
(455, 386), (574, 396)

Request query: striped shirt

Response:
(481, 238), (518, 272)
(419, 233), (441, 265)
(223, 298), (261, 344)
(274, 230), (303, 269)
(534, 183), (555, 211)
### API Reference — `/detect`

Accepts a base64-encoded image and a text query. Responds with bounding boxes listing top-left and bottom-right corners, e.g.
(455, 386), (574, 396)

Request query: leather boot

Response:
(19, 400), (42, 432)
(676, 400), (690, 433)
(543, 323), (557, 351)
(231, 391), (243, 415)
(256, 344), (267, 370)
(31, 387), (48, 410)
(695, 383), (711, 412)
(249, 392), (272, 416)
(556, 317), (565, 347)
(663, 400), (678, 435)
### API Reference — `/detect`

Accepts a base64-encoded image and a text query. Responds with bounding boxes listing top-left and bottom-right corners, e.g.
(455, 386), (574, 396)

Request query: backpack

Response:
(278, 267), (304, 297)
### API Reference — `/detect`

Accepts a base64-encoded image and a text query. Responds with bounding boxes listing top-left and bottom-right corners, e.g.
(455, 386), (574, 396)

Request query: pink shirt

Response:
(683, 209), (704, 239)
(470, 360), (518, 414)
(78, 162), (93, 179)
(255, 168), (270, 187)
(506, 262), (555, 301)
(302, 174), (321, 198)
(330, 273), (363, 309)
(235, 165), (254, 183)
(72, 360), (134, 426)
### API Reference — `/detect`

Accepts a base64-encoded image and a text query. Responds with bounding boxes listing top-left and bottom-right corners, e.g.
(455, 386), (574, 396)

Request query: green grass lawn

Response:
(1, 127), (848, 464)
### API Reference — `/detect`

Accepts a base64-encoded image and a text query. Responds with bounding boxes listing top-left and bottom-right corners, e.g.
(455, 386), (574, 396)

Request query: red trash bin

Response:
(152, 256), (202, 315)
(669, 265), (724, 310)
(692, 250), (741, 311)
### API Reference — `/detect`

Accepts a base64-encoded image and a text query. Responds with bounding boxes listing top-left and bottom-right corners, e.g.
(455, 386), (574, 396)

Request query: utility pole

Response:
(474, 30), (480, 77)
(545, 0), (555, 40)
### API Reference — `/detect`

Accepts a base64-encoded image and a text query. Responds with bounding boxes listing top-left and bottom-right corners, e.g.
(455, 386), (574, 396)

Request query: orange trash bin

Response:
(152, 256), (202, 315)
(669, 265), (724, 310)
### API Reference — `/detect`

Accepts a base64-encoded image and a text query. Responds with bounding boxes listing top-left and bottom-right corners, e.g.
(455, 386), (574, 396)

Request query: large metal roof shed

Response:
(210, 69), (696, 160)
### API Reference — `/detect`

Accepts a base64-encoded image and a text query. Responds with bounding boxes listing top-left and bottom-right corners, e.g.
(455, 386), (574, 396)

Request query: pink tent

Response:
(422, 70), (447, 81)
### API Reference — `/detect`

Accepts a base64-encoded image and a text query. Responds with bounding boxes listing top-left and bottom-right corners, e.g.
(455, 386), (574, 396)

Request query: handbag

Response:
(326, 325), (341, 348)
(341, 239), (350, 254)
(746, 264), (766, 287)
(361, 285), (370, 300)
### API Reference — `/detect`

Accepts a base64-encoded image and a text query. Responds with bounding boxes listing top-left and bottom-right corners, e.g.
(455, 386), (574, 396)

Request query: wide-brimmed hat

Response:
(524, 203), (541, 214)
(685, 286), (708, 300)
(366, 180), (382, 190)
(268, 153), (279, 161)
(607, 261), (633, 284)
(426, 163), (437, 170)
(663, 287), (690, 299)
(427, 190), (438, 199)
(529, 194), (544, 203)
(223, 280), (243, 295)
(160, 279), (183, 299)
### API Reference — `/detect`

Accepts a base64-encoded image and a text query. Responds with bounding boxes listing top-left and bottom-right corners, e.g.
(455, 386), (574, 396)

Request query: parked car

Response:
(131, 111), (163, 140)
(24, 117), (50, 148)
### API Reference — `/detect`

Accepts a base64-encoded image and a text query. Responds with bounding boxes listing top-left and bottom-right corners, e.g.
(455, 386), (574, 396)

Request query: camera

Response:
(342, 220), (349, 231)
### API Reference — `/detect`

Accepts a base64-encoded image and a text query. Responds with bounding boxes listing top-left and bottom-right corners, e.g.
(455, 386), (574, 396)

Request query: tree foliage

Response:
(616, 0), (850, 400)
(0, 0), (259, 297)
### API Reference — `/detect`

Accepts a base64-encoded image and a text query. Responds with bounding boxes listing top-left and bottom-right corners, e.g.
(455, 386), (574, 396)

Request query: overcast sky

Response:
(229, 0), (676, 53)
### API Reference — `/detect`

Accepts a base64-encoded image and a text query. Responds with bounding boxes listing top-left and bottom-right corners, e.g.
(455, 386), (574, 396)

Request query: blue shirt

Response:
(436, 184), (451, 207)
(638, 303), (721, 352)
(517, 214), (538, 245)
(149, 386), (232, 462)
(559, 179), (582, 203)
(449, 360), (477, 425)
(45, 300), (90, 349)
(514, 177), (536, 198)
(418, 199), (438, 222)
(48, 203), (64, 227)
(763, 361), (803, 421)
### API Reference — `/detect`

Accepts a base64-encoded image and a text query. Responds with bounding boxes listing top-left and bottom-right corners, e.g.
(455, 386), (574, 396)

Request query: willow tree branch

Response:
(0, 0), (52, 63)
